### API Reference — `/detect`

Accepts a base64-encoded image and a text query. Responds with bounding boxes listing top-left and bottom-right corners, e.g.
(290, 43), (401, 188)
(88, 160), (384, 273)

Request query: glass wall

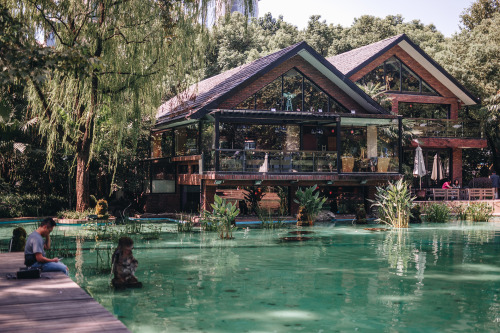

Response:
(175, 123), (199, 156)
(358, 56), (439, 95)
(150, 161), (176, 193)
(236, 68), (348, 113)
(151, 130), (173, 158)
(341, 119), (399, 173)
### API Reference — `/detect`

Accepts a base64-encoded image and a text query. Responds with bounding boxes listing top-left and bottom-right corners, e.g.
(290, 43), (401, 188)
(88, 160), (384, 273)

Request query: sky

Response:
(258, 0), (475, 37)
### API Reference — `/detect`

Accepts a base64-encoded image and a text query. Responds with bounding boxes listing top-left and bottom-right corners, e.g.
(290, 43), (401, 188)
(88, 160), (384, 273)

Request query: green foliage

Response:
(0, 193), (67, 218)
(423, 203), (451, 223)
(256, 207), (286, 229)
(243, 187), (266, 214)
(460, 0), (500, 30)
(202, 195), (240, 239)
(466, 202), (494, 222)
(452, 204), (469, 220)
(355, 205), (367, 224)
(177, 221), (194, 233)
(294, 185), (327, 224)
(56, 208), (94, 220)
(276, 186), (289, 216)
(371, 179), (414, 228)
(95, 199), (109, 219)
(409, 205), (422, 223)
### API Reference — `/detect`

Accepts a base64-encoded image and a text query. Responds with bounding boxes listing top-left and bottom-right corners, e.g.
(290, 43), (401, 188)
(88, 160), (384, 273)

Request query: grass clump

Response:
(466, 202), (493, 222)
(423, 203), (451, 223)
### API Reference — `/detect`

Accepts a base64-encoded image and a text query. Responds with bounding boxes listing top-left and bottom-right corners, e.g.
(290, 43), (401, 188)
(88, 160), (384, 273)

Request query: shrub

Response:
(424, 203), (451, 223)
(355, 205), (367, 224)
(409, 205), (422, 223)
(452, 204), (468, 220)
(467, 202), (493, 222)
(371, 179), (414, 228)
(56, 208), (94, 219)
(294, 185), (327, 226)
(0, 194), (67, 218)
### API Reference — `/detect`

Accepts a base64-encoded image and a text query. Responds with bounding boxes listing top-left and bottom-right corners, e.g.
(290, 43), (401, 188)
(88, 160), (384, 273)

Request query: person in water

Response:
(111, 236), (142, 289)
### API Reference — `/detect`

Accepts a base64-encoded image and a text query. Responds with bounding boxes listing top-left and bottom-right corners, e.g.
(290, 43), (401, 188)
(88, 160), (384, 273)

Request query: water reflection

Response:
(378, 229), (416, 276)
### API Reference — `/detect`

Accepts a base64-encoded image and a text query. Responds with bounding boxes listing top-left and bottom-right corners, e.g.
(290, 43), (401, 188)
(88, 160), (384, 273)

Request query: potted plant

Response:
(341, 154), (354, 173)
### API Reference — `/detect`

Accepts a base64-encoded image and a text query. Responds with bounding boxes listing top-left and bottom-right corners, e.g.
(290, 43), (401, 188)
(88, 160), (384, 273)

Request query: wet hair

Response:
(40, 218), (56, 228)
(118, 236), (134, 248)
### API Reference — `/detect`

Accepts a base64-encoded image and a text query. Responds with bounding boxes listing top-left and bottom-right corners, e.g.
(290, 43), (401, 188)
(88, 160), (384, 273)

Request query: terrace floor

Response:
(0, 252), (130, 333)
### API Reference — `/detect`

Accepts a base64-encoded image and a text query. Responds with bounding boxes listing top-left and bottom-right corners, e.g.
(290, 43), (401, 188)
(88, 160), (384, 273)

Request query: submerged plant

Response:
(371, 179), (414, 228)
(202, 195), (240, 239)
(294, 185), (327, 226)
(423, 203), (451, 223)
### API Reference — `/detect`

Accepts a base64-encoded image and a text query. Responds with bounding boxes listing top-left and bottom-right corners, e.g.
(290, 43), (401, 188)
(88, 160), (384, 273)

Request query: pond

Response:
(2, 221), (500, 332)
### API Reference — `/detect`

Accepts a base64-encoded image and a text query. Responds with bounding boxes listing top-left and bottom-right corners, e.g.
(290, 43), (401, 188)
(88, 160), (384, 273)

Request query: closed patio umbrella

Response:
(259, 153), (269, 173)
(431, 153), (443, 181)
(413, 146), (426, 189)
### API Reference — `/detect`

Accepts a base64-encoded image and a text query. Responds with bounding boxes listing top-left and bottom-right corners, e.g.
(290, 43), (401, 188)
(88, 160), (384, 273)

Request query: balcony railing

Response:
(404, 118), (484, 139)
(218, 149), (338, 173)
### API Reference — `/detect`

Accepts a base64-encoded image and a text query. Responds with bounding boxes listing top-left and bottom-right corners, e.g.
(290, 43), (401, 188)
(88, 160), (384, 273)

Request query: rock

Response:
(316, 210), (335, 222)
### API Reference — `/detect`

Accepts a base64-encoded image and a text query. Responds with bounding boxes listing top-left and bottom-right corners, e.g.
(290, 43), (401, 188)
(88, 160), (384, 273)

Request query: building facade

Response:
(327, 34), (486, 189)
(146, 41), (406, 215)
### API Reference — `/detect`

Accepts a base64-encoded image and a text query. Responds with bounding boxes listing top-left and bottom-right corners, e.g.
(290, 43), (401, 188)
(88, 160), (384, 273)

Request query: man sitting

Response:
(24, 218), (69, 275)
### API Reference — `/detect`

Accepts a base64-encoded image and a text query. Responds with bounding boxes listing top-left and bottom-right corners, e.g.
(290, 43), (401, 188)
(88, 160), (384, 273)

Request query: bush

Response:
(0, 194), (67, 218)
(424, 203), (451, 223)
(466, 202), (493, 222)
(409, 205), (422, 223)
(452, 204), (468, 220)
(371, 179), (414, 228)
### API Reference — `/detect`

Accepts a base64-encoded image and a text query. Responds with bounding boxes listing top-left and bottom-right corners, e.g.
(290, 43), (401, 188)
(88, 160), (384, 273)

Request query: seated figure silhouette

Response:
(111, 236), (142, 289)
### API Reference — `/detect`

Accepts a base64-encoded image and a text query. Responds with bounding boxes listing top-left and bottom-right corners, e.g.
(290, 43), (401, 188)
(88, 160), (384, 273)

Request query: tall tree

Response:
(3, 0), (252, 211)
(460, 0), (500, 30)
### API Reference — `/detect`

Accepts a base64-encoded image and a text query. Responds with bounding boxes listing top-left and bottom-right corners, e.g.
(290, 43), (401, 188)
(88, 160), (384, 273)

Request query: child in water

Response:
(111, 236), (142, 289)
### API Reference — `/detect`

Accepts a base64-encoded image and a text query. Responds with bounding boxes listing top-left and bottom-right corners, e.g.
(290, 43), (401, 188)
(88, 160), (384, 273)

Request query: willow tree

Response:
(4, 0), (253, 211)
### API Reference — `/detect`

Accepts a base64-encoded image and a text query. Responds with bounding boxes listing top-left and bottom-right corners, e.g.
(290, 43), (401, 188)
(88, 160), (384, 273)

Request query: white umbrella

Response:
(413, 146), (426, 189)
(431, 154), (443, 181)
(259, 153), (269, 173)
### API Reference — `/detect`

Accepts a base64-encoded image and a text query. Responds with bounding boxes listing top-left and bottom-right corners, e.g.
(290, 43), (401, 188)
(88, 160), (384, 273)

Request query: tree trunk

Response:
(76, 148), (90, 212)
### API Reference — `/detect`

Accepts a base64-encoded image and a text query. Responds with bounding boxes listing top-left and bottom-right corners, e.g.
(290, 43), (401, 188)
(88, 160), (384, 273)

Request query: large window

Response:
(150, 161), (175, 193)
(151, 130), (173, 158)
(175, 123), (199, 156)
(398, 102), (449, 119)
(219, 123), (297, 151)
(236, 68), (348, 113)
(358, 56), (439, 95)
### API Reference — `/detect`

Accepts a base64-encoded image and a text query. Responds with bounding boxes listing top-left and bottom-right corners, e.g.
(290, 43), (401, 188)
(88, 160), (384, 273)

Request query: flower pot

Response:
(341, 157), (354, 173)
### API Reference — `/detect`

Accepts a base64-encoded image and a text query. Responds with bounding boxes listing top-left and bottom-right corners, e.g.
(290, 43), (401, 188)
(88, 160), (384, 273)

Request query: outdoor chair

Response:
(432, 189), (447, 200)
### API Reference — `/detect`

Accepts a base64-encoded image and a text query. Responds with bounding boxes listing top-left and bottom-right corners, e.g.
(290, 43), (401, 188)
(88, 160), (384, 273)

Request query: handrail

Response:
(404, 118), (483, 139)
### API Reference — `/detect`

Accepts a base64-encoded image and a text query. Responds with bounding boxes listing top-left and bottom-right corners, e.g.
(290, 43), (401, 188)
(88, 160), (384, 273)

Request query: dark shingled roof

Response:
(156, 42), (307, 124)
(156, 41), (389, 126)
(326, 34), (404, 76)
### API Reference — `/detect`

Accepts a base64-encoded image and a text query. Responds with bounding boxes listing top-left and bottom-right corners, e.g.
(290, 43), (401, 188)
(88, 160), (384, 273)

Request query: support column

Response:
(452, 148), (463, 185)
(201, 182), (216, 212)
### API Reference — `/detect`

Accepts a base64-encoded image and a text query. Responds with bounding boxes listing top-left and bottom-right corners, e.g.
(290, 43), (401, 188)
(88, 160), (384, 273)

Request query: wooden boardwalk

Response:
(0, 253), (130, 333)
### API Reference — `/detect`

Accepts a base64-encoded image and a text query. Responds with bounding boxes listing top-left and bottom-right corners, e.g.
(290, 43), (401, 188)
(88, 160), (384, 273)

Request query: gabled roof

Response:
(326, 34), (479, 105)
(156, 41), (388, 126)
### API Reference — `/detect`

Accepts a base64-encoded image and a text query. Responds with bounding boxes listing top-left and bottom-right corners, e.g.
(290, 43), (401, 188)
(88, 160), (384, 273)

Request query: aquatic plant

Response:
(56, 208), (94, 219)
(466, 202), (493, 222)
(202, 195), (239, 239)
(409, 205), (422, 223)
(256, 207), (286, 229)
(423, 203), (451, 223)
(177, 220), (193, 233)
(371, 179), (414, 228)
(276, 186), (289, 216)
(354, 205), (367, 224)
(452, 204), (468, 220)
(294, 185), (327, 226)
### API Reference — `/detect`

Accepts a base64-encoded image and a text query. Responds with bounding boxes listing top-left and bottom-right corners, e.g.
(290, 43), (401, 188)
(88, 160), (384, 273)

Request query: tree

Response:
(301, 15), (335, 56)
(3, 1), (253, 212)
(460, 0), (500, 30)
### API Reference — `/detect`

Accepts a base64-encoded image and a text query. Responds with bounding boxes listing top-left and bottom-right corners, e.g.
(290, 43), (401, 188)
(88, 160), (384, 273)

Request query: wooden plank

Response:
(0, 253), (130, 333)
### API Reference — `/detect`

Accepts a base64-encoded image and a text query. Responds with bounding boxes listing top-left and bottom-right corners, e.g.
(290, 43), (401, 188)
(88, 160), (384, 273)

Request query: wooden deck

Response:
(0, 253), (130, 333)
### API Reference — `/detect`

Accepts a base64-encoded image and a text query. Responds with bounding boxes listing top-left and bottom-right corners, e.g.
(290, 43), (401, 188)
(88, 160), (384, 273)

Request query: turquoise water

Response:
(2, 222), (500, 332)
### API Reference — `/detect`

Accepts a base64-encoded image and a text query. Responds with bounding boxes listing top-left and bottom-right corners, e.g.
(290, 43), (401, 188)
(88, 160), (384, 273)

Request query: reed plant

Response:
(423, 203), (451, 223)
(177, 221), (193, 233)
(466, 202), (493, 222)
(371, 179), (414, 228)
(452, 204), (468, 220)
(256, 207), (286, 229)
